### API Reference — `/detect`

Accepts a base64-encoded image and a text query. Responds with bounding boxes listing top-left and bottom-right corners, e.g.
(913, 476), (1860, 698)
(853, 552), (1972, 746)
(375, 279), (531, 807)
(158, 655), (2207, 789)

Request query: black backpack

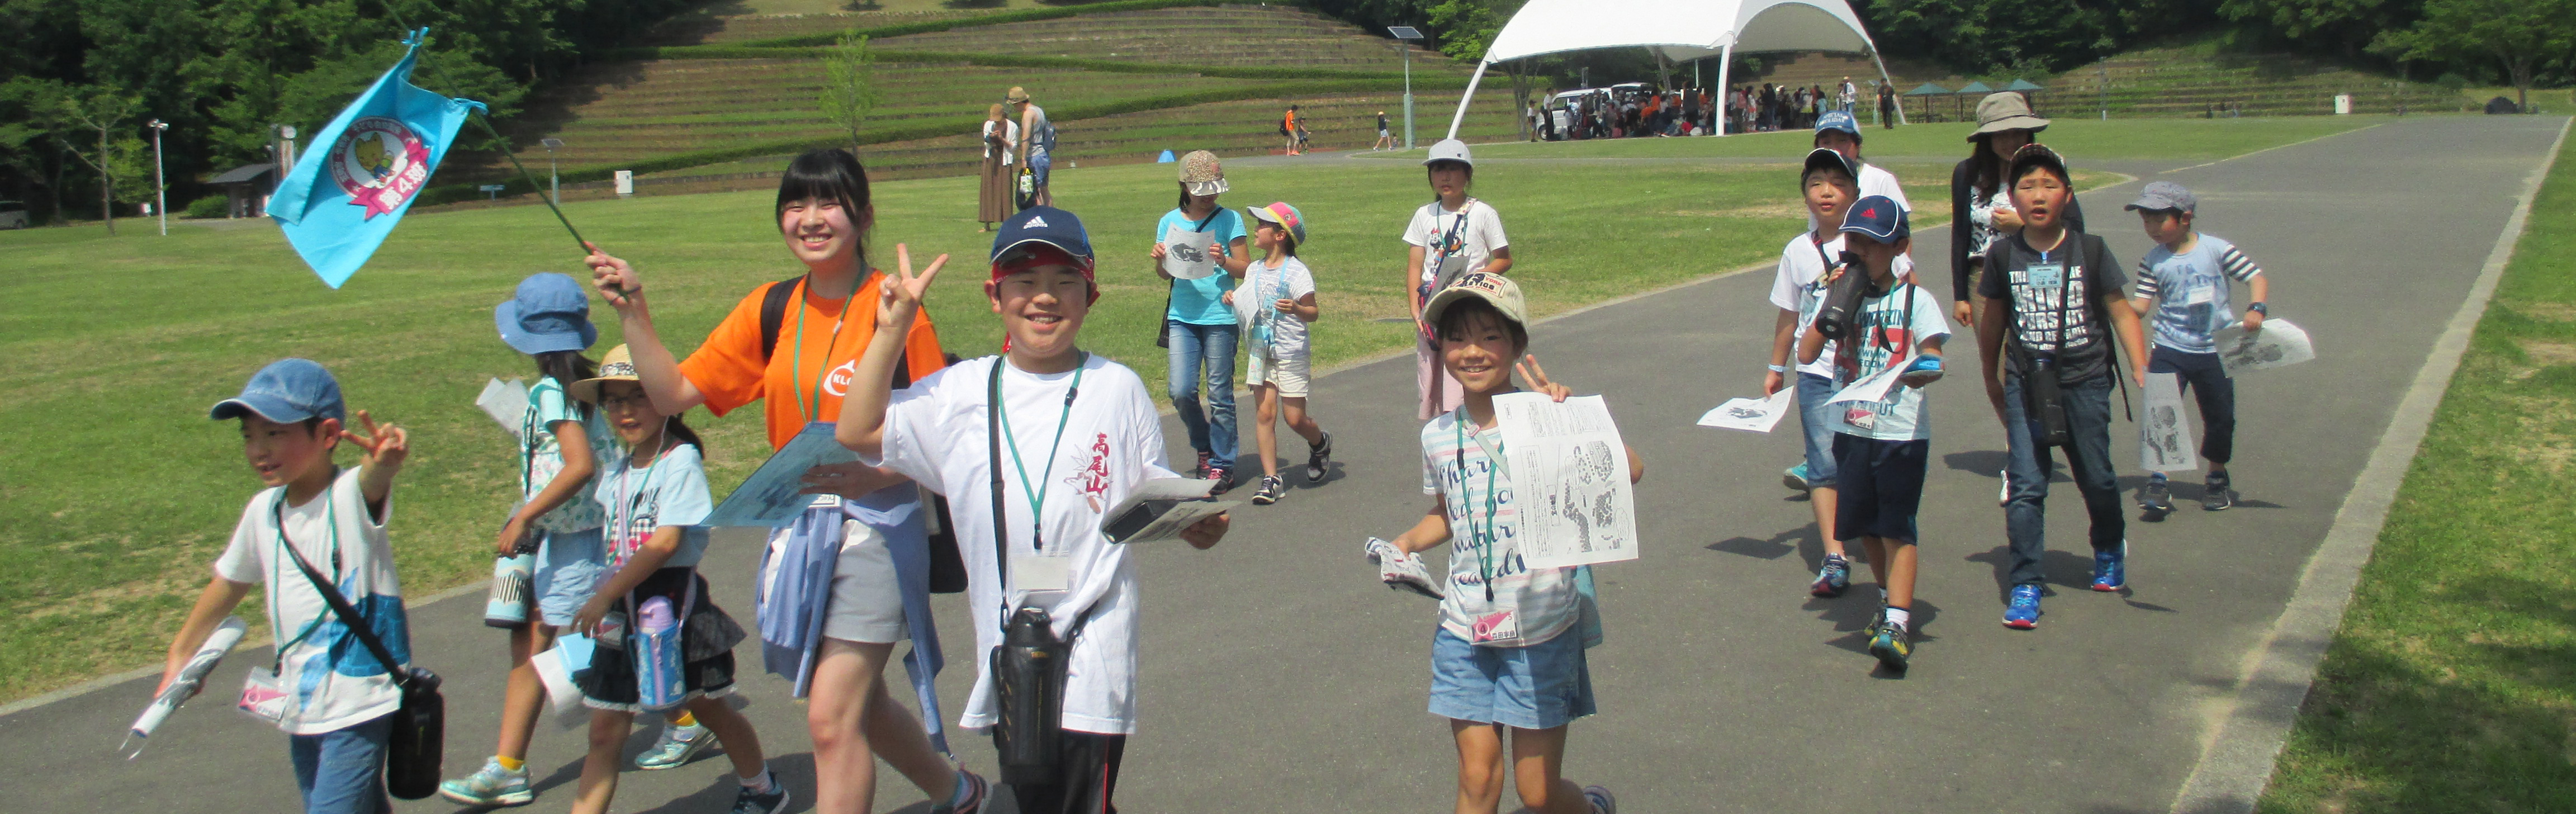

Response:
(757, 276), (968, 593)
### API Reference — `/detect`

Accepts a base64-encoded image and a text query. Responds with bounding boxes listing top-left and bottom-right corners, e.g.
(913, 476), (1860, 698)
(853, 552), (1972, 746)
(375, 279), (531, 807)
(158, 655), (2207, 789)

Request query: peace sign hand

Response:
(1514, 354), (1574, 402)
(877, 243), (948, 330)
(340, 410), (408, 470)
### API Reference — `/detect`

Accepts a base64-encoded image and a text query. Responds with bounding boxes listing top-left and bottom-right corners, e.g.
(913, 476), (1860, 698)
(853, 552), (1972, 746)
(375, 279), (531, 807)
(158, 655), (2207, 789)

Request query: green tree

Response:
(2219, 0), (2425, 61)
(1425, 0), (1521, 62)
(818, 31), (883, 153)
(2373, 0), (2575, 111)
(6, 78), (145, 233)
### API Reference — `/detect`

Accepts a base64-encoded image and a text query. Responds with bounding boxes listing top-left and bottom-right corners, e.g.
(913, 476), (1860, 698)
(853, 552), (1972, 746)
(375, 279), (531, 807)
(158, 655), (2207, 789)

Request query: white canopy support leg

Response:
(1446, 59), (1491, 141)
(1712, 43), (1732, 137)
(1870, 48), (1906, 126)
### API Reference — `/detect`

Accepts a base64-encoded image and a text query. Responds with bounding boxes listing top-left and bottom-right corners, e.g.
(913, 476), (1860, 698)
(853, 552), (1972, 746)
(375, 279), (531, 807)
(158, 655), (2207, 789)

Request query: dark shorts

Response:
(1008, 732), (1127, 814)
(1832, 434), (1929, 542)
(577, 568), (745, 712)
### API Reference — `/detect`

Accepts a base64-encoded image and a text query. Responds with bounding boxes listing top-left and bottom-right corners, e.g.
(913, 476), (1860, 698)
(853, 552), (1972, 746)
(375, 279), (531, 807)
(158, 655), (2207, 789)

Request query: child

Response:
(834, 207), (1233, 814)
(1974, 144), (2149, 629)
(441, 273), (645, 807)
(565, 346), (785, 814)
(1797, 196), (1949, 669)
(158, 358), (411, 814)
(1372, 273), (1635, 814)
(1767, 148), (1859, 597)
(1228, 201), (1332, 505)
(1148, 150), (1252, 491)
(2125, 182), (2269, 514)
(1406, 139), (1513, 420)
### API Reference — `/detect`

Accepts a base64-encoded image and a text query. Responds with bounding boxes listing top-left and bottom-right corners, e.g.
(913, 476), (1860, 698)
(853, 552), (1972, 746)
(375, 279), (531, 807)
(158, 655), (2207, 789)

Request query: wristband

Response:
(1767, 364), (1792, 374)
(2247, 302), (2267, 316)
(1904, 356), (1943, 375)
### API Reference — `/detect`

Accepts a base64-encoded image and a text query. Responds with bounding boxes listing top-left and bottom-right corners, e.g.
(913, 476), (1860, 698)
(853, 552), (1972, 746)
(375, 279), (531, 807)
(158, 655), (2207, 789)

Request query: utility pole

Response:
(1391, 27), (1424, 149)
(542, 138), (564, 205)
(148, 119), (168, 236)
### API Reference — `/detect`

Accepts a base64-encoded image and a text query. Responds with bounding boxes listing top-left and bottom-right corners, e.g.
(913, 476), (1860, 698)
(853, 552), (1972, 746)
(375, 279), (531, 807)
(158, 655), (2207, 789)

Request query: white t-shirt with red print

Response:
(869, 353), (1180, 735)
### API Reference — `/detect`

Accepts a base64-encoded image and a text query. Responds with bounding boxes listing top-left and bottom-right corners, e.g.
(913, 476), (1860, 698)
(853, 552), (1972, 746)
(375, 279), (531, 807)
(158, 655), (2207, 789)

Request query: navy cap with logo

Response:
(1802, 147), (1858, 184)
(1839, 195), (1910, 243)
(210, 358), (346, 424)
(991, 206), (1095, 274)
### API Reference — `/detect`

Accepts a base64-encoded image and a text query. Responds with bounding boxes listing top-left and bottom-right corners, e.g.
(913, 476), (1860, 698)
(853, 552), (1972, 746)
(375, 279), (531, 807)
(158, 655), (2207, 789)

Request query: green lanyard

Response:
(1452, 413), (1505, 602)
(789, 273), (863, 424)
(998, 355), (1086, 551)
(267, 479), (343, 669)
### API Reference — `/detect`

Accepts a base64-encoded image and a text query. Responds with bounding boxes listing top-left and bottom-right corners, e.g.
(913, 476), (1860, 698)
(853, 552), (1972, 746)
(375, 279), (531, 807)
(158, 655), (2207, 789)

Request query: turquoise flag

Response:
(270, 30), (484, 288)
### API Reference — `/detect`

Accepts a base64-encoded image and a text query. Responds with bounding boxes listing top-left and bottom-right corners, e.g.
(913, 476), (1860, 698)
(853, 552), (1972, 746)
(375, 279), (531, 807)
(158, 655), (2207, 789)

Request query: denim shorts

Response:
(1794, 373), (1840, 485)
(1427, 627), (1595, 730)
(532, 527), (605, 627)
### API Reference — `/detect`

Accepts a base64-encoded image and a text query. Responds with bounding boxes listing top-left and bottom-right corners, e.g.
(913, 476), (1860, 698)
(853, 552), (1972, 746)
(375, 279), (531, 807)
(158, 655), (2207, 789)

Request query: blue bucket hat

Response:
(210, 358), (345, 423)
(494, 272), (599, 356)
(1814, 110), (1862, 139)
(1840, 195), (1910, 243)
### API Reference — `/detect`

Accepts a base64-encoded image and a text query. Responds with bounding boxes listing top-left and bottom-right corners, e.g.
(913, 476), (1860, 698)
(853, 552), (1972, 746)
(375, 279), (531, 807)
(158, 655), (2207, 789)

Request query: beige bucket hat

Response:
(1969, 92), (2051, 140)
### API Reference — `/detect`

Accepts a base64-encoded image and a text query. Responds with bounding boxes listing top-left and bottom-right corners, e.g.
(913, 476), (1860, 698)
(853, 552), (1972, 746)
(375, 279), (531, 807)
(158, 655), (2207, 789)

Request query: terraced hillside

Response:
(873, 6), (1431, 70)
(2050, 44), (2457, 117)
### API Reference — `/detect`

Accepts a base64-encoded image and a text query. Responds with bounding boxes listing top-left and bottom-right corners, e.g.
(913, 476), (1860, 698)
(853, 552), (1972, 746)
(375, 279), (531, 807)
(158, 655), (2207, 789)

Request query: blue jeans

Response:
(289, 713), (392, 814)
(1166, 320), (1238, 469)
(1794, 373), (1841, 486)
(2001, 373), (2125, 588)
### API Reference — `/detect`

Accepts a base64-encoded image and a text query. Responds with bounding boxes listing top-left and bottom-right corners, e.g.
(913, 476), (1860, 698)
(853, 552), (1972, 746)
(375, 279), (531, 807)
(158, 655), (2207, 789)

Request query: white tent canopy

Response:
(1448, 0), (1897, 138)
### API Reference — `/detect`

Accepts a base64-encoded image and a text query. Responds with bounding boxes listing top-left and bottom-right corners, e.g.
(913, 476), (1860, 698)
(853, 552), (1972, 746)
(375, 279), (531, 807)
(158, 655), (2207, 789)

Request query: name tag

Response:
(1470, 609), (1522, 645)
(2185, 282), (2217, 304)
(2025, 262), (2064, 289)
(1011, 555), (1071, 592)
(808, 494), (843, 510)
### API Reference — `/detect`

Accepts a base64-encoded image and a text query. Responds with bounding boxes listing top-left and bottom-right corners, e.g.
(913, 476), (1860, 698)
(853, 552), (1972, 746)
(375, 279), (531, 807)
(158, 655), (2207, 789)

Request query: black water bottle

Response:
(991, 607), (1067, 785)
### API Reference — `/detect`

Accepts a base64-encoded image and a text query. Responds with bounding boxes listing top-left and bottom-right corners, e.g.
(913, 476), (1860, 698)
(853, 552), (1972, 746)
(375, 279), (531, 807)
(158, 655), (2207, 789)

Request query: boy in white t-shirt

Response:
(1228, 201), (1332, 505)
(1405, 139), (1513, 420)
(1372, 273), (1636, 814)
(1797, 197), (1950, 671)
(1768, 148), (1860, 598)
(158, 358), (414, 814)
(835, 207), (1232, 814)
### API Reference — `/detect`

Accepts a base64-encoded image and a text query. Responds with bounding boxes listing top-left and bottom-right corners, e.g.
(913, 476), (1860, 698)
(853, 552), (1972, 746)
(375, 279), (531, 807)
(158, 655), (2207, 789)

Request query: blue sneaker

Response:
(2092, 544), (2127, 592)
(1582, 784), (1617, 814)
(2002, 585), (2042, 630)
(636, 721), (713, 770)
(1809, 553), (1852, 598)
(1784, 462), (1812, 491)
(1868, 621), (1911, 670)
(438, 758), (534, 807)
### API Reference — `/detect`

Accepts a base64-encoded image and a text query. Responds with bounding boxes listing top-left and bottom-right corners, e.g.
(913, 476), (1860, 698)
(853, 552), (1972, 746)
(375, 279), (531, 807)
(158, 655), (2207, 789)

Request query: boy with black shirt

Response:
(1974, 144), (2148, 630)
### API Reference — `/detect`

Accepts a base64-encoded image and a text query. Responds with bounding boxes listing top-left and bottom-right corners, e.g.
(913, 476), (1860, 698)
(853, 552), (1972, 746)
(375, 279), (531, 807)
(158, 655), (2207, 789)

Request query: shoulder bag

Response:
(274, 494), (443, 801)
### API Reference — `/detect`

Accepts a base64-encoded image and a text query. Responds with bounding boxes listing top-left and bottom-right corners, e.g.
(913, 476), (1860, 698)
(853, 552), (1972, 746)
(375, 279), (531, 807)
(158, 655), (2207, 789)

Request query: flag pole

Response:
(383, 25), (591, 257)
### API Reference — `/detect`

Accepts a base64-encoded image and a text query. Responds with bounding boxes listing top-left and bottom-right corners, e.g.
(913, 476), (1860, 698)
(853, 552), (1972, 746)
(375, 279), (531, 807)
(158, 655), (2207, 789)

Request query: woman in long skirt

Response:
(977, 103), (1016, 230)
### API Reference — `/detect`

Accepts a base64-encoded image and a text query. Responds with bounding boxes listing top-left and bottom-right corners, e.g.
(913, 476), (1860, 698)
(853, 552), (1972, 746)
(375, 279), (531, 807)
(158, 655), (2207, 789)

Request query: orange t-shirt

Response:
(678, 273), (949, 451)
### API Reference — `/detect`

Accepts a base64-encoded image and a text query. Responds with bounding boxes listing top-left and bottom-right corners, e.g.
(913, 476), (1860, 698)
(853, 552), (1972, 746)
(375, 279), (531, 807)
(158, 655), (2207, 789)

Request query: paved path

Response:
(4, 115), (2563, 813)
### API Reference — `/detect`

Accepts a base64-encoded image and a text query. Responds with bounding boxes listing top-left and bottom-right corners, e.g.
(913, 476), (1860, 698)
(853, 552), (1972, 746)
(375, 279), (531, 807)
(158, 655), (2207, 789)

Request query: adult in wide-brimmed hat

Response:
(1948, 91), (2086, 324)
(1007, 86), (1053, 207)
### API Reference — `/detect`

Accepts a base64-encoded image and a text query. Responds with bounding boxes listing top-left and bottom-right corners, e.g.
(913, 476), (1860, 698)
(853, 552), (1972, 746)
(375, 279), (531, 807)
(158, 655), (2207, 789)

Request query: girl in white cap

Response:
(1404, 138), (1513, 420)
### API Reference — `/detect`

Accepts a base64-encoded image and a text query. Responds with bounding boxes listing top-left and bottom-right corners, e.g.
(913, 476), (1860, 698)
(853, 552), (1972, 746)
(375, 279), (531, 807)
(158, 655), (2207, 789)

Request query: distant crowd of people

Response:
(1539, 76), (1906, 141)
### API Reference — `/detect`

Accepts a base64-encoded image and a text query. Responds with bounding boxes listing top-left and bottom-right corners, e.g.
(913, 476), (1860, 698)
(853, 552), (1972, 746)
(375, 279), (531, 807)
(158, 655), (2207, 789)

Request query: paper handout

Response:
(1161, 226), (1219, 280)
(1492, 393), (1638, 569)
(2141, 372), (2200, 472)
(704, 423), (859, 527)
(121, 616), (248, 758)
(477, 377), (532, 439)
(1102, 477), (1239, 543)
(1697, 387), (1797, 433)
(2214, 318), (2314, 375)
(1827, 353), (1913, 406)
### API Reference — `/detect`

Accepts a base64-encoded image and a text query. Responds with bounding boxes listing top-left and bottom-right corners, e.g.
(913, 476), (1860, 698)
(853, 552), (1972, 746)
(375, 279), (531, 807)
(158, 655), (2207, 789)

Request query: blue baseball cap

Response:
(494, 272), (598, 356)
(1814, 110), (1862, 139)
(991, 206), (1095, 273)
(210, 358), (345, 424)
(1839, 195), (1910, 243)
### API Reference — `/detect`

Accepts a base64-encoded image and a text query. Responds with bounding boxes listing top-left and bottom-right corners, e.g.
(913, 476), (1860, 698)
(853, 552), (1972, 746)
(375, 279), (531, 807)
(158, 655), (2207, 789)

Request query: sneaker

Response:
(2091, 544), (2127, 592)
(1305, 432), (1333, 483)
(1363, 537), (1443, 599)
(2139, 477), (2174, 514)
(1250, 475), (1286, 505)
(2203, 472), (2236, 511)
(929, 768), (989, 814)
(1583, 784), (1618, 814)
(1205, 461), (1235, 494)
(730, 780), (790, 814)
(1194, 451), (1213, 480)
(1808, 554), (1852, 598)
(438, 758), (535, 807)
(1783, 462), (1812, 492)
(634, 721), (713, 770)
(1864, 603), (1888, 638)
(1868, 621), (1912, 670)
(2002, 585), (2042, 630)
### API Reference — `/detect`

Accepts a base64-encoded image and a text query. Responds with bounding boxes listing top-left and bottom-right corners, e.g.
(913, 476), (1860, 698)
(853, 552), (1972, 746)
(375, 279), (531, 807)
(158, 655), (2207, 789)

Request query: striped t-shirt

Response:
(2134, 233), (2264, 354)
(1421, 410), (1578, 647)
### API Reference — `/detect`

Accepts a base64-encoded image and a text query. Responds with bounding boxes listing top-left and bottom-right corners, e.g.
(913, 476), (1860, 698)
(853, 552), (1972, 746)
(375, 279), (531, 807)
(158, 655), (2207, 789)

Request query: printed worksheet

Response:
(1827, 351), (1913, 405)
(1161, 226), (1219, 280)
(2141, 372), (2200, 472)
(704, 422), (858, 527)
(1697, 387), (1797, 433)
(477, 377), (531, 439)
(1492, 393), (1637, 569)
(2215, 318), (2315, 375)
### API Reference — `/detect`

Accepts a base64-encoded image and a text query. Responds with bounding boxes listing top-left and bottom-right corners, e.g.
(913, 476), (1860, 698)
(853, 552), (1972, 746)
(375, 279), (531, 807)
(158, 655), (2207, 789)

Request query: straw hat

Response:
(568, 344), (638, 404)
(1969, 92), (2051, 140)
(1005, 86), (1031, 103)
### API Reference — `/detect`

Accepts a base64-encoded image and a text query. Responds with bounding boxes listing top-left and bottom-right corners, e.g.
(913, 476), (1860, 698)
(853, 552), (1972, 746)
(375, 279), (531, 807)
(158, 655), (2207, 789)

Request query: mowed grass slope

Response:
(3, 121), (2286, 703)
(1406, 116), (2383, 162)
(2256, 130), (2576, 812)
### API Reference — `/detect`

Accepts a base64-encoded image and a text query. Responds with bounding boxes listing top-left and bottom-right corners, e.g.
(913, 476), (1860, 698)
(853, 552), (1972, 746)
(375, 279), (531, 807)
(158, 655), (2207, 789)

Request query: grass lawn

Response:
(0, 120), (2279, 703)
(1373, 116), (2383, 162)
(2255, 131), (2576, 810)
